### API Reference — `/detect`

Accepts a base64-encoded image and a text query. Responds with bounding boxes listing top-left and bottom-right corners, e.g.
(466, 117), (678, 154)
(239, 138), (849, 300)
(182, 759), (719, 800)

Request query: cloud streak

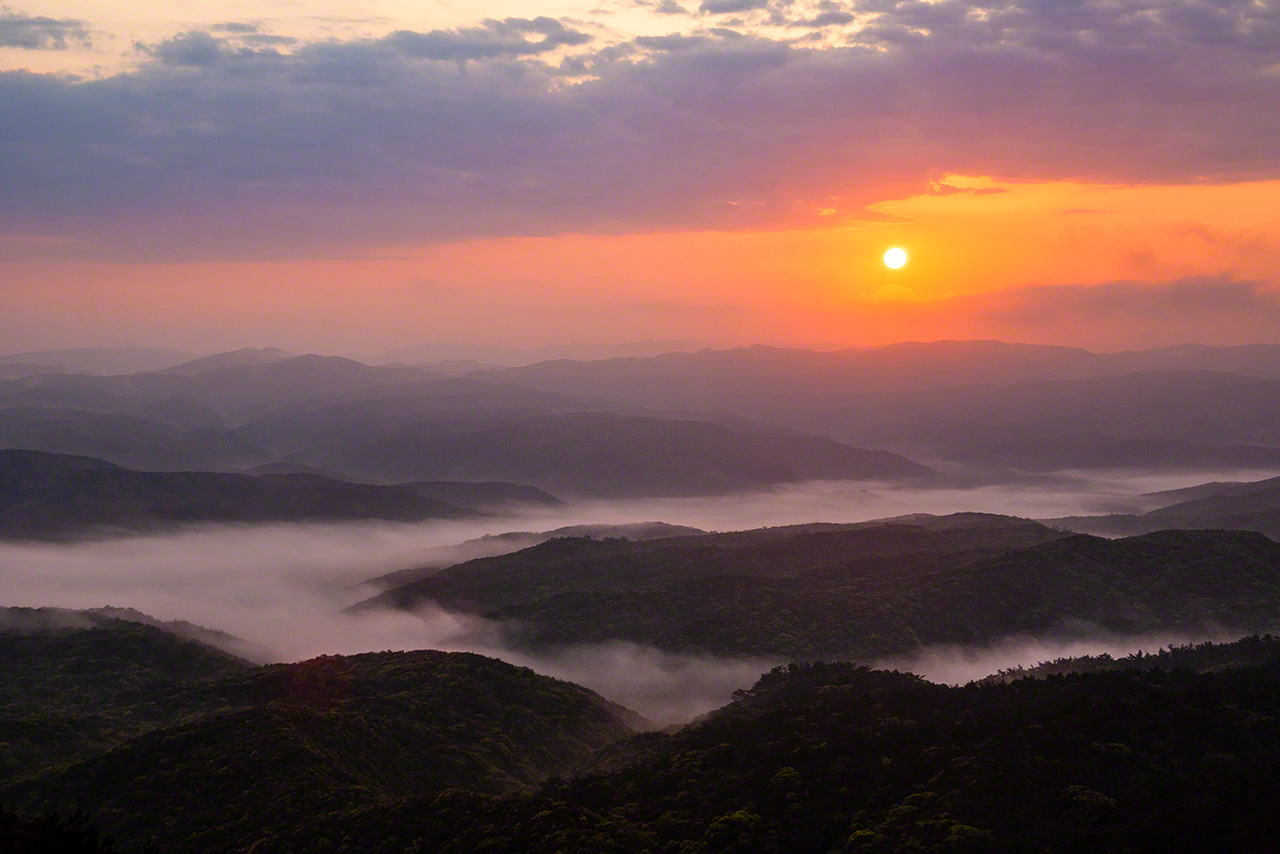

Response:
(984, 277), (1280, 326)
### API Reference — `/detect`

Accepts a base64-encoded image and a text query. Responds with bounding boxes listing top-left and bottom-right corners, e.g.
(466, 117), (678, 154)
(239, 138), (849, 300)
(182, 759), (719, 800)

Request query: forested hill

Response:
(256, 652), (1280, 854)
(1, 622), (644, 852)
(981, 633), (1280, 683)
(356, 513), (1066, 616)
(356, 517), (1280, 660)
(0, 613), (250, 719)
(7, 619), (1280, 852)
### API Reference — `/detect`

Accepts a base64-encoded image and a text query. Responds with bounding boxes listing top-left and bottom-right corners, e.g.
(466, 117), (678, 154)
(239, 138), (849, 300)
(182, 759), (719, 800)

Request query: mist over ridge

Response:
(6, 461), (1280, 723)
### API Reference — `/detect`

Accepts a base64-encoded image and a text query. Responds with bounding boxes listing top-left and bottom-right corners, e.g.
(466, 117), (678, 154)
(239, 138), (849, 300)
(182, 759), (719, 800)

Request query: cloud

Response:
(700, 0), (770, 14)
(984, 277), (1280, 326)
(790, 10), (856, 28)
(381, 17), (592, 63)
(149, 31), (224, 67)
(0, 1), (1278, 257)
(654, 0), (691, 14)
(0, 8), (89, 49)
(211, 22), (261, 34)
(851, 276), (1280, 351)
(634, 33), (712, 51)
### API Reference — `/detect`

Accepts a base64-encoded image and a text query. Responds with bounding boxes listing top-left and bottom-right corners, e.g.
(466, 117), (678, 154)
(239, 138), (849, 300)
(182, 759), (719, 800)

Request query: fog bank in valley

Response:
(873, 629), (1246, 687)
(2, 470), (1272, 723)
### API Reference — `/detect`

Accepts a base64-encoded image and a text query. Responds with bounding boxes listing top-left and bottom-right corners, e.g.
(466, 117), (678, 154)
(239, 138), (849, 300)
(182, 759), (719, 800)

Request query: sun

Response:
(883, 247), (908, 269)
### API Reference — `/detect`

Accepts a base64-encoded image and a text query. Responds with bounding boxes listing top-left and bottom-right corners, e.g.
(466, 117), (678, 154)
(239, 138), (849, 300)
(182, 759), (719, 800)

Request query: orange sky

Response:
(4, 176), (1278, 354)
(2, 1), (1278, 356)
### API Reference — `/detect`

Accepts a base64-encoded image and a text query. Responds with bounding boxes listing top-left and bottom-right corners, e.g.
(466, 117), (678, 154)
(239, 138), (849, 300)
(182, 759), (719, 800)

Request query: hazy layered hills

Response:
(1049, 471), (1280, 539)
(0, 406), (266, 471)
(0, 613), (642, 852)
(488, 342), (1280, 470)
(490, 340), (1280, 412)
(0, 354), (441, 424)
(0, 351), (935, 497)
(299, 412), (931, 496)
(855, 369), (1280, 468)
(0, 346), (199, 375)
(156, 345), (295, 375)
(0, 449), (488, 539)
(11, 340), (1279, 489)
(358, 515), (1280, 660)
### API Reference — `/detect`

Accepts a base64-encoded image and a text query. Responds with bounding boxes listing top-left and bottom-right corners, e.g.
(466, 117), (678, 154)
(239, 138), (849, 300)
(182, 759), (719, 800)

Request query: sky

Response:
(2, 0), (1279, 355)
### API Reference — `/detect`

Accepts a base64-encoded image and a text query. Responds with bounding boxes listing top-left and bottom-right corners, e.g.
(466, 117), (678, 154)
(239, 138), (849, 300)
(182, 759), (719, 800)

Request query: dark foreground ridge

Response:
(254, 653), (1280, 854)
(0, 612), (642, 851)
(6, 607), (1280, 852)
(9, 629), (1279, 852)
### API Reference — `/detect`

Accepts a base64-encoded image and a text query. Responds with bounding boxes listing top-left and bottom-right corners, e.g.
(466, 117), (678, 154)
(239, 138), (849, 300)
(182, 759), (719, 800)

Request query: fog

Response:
(0, 520), (780, 725)
(1, 469), (1271, 724)
(874, 627), (1246, 687)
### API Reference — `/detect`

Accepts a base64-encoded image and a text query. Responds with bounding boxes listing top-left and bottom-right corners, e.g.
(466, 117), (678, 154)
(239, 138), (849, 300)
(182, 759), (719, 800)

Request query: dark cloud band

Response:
(0, 0), (1277, 258)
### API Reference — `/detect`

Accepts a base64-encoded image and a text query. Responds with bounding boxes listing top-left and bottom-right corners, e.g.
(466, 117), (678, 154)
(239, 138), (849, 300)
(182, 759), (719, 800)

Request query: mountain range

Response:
(5, 341), (1280, 489)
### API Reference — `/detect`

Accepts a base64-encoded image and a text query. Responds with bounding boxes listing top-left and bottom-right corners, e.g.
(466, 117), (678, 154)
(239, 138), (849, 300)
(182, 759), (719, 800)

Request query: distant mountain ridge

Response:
(0, 346), (199, 374)
(158, 346), (294, 376)
(1048, 471), (1280, 539)
(0, 449), (479, 540)
(307, 411), (932, 496)
(6, 340), (1280, 486)
(485, 342), (1280, 469)
(0, 350), (933, 497)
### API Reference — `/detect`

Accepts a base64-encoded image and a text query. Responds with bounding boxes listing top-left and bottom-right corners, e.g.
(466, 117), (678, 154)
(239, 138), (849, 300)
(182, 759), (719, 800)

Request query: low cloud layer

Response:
(2, 471), (1270, 723)
(1, 0), (1277, 257)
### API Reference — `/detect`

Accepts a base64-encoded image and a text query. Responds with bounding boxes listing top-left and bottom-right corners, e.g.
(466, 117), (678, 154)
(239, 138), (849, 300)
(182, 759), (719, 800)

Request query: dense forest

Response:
(7, 626), (1279, 852)
(0, 616), (639, 851)
(234, 655), (1280, 853)
(357, 515), (1280, 660)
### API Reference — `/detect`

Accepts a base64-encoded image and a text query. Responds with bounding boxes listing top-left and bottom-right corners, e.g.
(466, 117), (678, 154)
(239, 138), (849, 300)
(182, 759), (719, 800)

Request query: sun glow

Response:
(883, 247), (908, 269)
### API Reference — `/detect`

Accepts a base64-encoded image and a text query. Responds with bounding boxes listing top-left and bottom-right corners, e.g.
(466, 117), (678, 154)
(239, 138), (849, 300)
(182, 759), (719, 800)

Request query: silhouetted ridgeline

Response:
(0, 449), (477, 540)
(488, 342), (1280, 469)
(980, 633), (1280, 683)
